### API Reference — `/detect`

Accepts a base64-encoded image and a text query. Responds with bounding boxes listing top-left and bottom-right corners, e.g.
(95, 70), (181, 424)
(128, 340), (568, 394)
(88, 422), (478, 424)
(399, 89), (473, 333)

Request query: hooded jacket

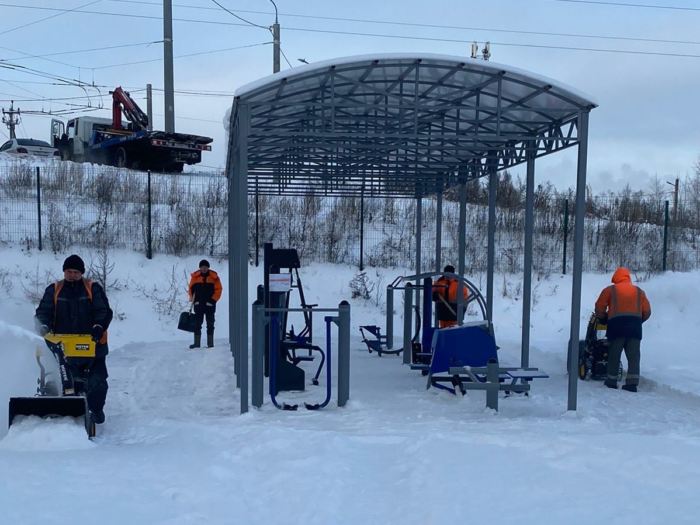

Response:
(595, 267), (651, 340)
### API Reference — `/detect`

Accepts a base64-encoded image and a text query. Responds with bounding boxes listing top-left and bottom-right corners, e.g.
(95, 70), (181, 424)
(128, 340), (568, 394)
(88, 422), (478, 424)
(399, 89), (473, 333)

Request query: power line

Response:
(103, 0), (700, 47)
(91, 41), (271, 70)
(3, 40), (164, 62)
(279, 47), (293, 69)
(555, 0), (700, 12)
(0, 0), (102, 38)
(209, 0), (269, 30)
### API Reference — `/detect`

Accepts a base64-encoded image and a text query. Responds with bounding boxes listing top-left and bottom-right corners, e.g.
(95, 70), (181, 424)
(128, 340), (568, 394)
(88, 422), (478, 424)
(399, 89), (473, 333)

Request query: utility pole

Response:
(2, 100), (20, 139)
(270, 0), (280, 73)
(163, 0), (175, 132)
(146, 83), (153, 131)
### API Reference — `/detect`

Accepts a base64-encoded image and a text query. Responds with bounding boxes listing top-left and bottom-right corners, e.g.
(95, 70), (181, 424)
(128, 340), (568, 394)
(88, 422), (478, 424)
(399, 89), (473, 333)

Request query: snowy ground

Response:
(1, 247), (699, 524)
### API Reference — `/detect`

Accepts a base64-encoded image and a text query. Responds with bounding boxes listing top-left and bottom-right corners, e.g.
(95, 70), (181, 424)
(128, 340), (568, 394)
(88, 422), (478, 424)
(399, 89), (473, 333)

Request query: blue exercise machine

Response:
(251, 242), (351, 411)
(387, 273), (548, 410)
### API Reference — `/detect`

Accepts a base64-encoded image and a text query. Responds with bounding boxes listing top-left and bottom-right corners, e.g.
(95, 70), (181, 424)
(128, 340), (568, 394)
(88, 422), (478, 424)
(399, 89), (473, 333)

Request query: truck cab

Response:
(52, 117), (113, 163)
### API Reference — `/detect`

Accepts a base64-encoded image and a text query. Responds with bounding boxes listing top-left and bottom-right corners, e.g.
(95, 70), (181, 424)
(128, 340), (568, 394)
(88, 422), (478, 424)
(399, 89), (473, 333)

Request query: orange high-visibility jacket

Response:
(595, 267), (651, 339)
(188, 269), (223, 304)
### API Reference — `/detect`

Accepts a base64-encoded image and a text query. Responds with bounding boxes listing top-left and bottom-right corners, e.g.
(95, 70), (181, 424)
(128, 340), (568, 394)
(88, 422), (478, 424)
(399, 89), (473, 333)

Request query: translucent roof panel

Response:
(229, 53), (597, 198)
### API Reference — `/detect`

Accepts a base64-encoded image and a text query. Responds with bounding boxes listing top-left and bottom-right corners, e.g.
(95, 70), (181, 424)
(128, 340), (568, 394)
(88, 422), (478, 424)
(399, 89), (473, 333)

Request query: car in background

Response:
(0, 138), (61, 158)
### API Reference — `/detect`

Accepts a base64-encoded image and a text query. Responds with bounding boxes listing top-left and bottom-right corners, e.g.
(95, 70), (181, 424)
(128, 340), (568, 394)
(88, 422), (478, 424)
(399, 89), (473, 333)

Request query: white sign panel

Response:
(269, 273), (291, 293)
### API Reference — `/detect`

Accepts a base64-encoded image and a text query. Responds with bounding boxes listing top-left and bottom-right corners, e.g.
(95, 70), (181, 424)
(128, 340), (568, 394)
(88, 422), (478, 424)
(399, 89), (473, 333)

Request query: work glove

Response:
(91, 324), (105, 342)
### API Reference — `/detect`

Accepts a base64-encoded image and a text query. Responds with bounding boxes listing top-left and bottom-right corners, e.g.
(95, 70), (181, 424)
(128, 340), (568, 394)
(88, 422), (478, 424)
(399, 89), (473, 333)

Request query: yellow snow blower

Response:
(8, 333), (97, 437)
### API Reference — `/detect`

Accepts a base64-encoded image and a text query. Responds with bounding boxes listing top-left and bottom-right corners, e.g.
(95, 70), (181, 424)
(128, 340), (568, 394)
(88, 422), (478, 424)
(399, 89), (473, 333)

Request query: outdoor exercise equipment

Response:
(252, 243), (351, 411)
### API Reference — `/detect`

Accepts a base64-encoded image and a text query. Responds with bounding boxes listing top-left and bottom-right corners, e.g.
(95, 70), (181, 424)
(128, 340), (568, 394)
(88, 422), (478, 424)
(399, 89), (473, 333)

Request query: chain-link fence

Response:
(1, 162), (698, 274)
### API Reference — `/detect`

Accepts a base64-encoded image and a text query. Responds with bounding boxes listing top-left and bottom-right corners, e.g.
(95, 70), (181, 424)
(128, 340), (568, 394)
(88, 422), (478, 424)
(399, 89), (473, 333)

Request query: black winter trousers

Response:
(194, 304), (215, 336)
(86, 356), (108, 413)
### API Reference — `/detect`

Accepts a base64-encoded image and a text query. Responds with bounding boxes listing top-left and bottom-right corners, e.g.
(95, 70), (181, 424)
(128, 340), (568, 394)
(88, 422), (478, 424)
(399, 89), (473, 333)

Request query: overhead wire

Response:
(554, 0), (700, 12)
(100, 0), (700, 47)
(4, 3), (700, 60)
(91, 41), (271, 70)
(0, 0), (103, 38)
(209, 0), (269, 30)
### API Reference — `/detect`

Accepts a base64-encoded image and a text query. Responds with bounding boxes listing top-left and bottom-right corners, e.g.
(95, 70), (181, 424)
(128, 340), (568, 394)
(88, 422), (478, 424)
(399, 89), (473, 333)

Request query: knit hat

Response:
(63, 254), (85, 274)
(443, 265), (455, 273)
(199, 259), (210, 268)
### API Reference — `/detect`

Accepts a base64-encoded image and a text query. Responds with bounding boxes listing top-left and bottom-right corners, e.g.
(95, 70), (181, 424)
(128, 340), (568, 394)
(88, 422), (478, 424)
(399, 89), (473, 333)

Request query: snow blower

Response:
(8, 333), (97, 438)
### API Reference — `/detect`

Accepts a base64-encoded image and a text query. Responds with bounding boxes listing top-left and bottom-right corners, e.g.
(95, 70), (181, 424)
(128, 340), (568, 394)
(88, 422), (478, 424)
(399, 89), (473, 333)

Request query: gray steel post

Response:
(486, 360), (499, 411)
(522, 150), (535, 368)
(436, 189), (443, 273)
(146, 170), (152, 259)
(163, 0), (175, 133)
(337, 300), (351, 407)
(359, 190), (365, 271)
(252, 301), (265, 408)
(415, 196), (422, 334)
(146, 83), (153, 131)
(487, 169), (497, 324)
(457, 181), (467, 324)
(403, 283), (413, 365)
(36, 167), (42, 251)
(229, 103), (250, 414)
(562, 199), (569, 275)
(272, 22), (281, 73)
(386, 285), (394, 349)
(663, 200), (669, 271)
(568, 111), (590, 411)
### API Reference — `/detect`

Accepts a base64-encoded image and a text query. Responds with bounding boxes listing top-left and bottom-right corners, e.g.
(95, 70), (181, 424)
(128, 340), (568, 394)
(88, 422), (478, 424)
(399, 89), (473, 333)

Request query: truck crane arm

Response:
(112, 86), (149, 131)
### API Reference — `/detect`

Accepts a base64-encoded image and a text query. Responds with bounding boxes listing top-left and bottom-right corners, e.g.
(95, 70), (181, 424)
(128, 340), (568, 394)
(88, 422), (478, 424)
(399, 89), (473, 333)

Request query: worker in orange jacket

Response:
(594, 267), (651, 392)
(432, 265), (469, 328)
(188, 259), (223, 348)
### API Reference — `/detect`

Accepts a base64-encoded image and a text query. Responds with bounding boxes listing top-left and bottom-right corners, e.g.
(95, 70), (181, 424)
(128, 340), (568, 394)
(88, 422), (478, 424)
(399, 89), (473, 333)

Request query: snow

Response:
(234, 52), (597, 107)
(1, 247), (700, 524)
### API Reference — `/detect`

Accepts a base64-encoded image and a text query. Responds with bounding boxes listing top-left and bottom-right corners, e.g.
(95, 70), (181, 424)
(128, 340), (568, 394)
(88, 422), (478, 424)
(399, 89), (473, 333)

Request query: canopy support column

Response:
(487, 169), (497, 324)
(521, 148), (535, 368)
(568, 110), (590, 411)
(228, 102), (250, 414)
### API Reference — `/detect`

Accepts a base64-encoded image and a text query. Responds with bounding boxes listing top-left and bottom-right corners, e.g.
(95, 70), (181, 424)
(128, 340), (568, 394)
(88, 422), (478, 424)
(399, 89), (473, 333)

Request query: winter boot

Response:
(91, 409), (105, 424)
(190, 333), (201, 349)
(207, 332), (214, 348)
(604, 380), (618, 389)
(621, 384), (637, 392)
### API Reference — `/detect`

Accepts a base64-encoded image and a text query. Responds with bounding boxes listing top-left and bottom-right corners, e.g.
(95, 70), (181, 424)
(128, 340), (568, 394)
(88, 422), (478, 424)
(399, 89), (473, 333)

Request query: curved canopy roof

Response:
(229, 53), (596, 197)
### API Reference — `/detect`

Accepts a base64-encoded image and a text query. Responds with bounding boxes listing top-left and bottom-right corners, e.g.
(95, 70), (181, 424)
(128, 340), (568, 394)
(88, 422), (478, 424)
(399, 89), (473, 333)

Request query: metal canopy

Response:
(231, 53), (596, 198)
(227, 53), (597, 415)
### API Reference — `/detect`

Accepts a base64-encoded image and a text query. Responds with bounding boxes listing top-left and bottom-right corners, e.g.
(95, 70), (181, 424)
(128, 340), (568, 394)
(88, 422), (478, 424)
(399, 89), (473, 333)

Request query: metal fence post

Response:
(359, 191), (365, 271)
(36, 167), (42, 251)
(385, 285), (394, 349)
(337, 300), (351, 407)
(663, 200), (669, 272)
(146, 170), (152, 259)
(255, 185), (260, 267)
(403, 283), (413, 365)
(562, 198), (568, 275)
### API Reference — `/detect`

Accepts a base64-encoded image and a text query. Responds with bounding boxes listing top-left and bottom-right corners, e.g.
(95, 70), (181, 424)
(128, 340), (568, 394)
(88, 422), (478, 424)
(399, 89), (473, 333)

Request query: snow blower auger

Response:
(575, 313), (623, 381)
(8, 333), (97, 438)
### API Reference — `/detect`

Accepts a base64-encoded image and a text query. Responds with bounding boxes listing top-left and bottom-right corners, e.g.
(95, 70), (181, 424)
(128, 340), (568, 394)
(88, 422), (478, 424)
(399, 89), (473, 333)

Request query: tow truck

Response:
(51, 87), (212, 172)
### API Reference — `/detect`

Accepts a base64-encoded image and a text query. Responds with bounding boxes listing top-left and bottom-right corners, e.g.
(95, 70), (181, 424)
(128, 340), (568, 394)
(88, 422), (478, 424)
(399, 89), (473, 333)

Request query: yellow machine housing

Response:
(44, 333), (96, 358)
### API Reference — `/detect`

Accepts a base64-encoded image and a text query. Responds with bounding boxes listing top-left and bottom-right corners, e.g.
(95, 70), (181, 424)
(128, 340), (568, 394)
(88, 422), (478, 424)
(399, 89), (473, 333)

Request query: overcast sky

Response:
(1, 0), (699, 193)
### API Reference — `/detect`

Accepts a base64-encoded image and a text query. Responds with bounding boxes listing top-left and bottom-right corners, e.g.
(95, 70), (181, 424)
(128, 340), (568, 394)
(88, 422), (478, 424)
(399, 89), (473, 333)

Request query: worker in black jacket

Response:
(35, 254), (113, 424)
